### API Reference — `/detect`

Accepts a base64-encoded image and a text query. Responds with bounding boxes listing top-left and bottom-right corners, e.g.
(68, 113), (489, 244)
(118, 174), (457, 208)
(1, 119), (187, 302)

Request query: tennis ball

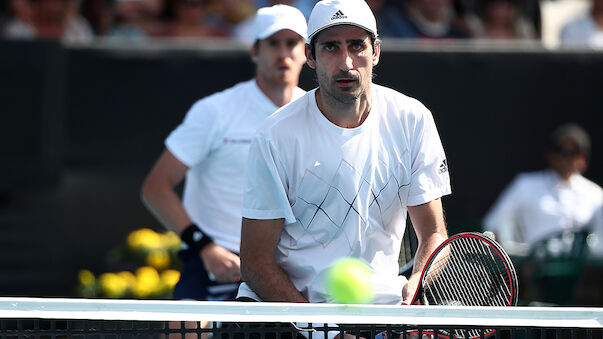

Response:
(325, 257), (374, 304)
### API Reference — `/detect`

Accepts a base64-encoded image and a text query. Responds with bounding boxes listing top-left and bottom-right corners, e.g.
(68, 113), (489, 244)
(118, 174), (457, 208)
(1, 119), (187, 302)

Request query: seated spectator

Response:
(65, 0), (95, 42)
(206, 0), (256, 36)
(518, 0), (541, 38)
(560, 0), (603, 49)
(2, 0), (35, 39)
(4, 0), (93, 43)
(140, 0), (167, 35)
(366, 0), (396, 38)
(156, 0), (227, 38)
(468, 0), (537, 40)
(483, 123), (603, 257)
(80, 0), (115, 36)
(108, 0), (149, 41)
(377, 0), (470, 39)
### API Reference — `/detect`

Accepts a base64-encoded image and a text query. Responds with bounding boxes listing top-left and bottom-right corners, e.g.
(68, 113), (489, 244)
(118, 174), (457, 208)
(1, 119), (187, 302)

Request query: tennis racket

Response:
(406, 232), (519, 339)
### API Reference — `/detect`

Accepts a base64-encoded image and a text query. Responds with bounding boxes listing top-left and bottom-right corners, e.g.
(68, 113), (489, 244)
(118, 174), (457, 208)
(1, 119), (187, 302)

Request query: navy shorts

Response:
(172, 248), (241, 301)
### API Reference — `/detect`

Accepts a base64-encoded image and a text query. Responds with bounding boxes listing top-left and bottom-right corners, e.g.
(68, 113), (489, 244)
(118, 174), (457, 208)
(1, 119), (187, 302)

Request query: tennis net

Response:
(0, 297), (602, 338)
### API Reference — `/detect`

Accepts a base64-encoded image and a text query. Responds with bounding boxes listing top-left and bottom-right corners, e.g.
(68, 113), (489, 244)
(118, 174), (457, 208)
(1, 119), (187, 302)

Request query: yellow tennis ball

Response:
(325, 257), (374, 304)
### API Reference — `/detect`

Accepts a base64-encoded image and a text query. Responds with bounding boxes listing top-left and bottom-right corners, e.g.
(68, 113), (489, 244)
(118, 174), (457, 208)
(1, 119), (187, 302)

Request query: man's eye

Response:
(324, 45), (335, 51)
(352, 43), (363, 51)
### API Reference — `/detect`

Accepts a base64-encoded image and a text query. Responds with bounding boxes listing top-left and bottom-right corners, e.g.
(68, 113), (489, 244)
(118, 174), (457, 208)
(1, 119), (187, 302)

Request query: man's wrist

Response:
(180, 224), (214, 252)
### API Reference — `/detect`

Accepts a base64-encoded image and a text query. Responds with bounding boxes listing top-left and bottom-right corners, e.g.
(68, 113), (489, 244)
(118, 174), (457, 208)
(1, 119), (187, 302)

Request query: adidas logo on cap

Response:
(331, 10), (347, 20)
(307, 0), (378, 41)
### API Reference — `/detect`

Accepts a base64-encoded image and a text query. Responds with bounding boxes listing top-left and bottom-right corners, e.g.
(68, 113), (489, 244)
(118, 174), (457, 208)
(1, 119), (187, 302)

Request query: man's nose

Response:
(278, 44), (292, 59)
(338, 50), (353, 71)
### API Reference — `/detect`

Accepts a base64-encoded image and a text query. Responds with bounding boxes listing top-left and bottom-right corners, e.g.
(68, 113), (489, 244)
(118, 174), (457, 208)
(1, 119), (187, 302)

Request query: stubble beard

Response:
(317, 73), (367, 106)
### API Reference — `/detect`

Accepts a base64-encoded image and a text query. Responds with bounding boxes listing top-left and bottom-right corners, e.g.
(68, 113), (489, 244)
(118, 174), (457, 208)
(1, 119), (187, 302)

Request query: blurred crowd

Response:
(0, 0), (547, 45)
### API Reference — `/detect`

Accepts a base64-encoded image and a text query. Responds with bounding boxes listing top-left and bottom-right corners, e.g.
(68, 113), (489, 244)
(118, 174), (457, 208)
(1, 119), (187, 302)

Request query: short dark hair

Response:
(307, 29), (379, 60)
(548, 123), (591, 158)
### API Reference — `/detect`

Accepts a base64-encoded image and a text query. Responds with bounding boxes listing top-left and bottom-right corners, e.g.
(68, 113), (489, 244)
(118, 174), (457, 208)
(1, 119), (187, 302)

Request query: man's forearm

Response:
(408, 199), (448, 275)
(141, 150), (192, 233)
(141, 184), (192, 232)
(243, 261), (307, 303)
(404, 199), (448, 303)
(410, 232), (446, 276)
(240, 217), (308, 303)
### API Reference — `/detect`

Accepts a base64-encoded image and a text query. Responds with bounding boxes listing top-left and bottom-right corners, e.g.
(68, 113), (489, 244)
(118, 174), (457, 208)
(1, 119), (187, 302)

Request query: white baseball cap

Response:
(307, 0), (377, 41)
(252, 5), (308, 42)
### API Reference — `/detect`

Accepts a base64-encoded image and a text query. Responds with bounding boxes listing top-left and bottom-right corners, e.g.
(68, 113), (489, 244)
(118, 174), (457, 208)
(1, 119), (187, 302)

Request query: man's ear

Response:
(372, 41), (381, 66)
(305, 43), (315, 69)
(251, 44), (259, 64)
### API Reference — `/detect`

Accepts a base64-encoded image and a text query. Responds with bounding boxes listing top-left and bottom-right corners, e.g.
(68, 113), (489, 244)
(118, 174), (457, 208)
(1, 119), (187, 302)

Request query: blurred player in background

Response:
(484, 123), (603, 257)
(141, 4), (307, 305)
(238, 0), (451, 305)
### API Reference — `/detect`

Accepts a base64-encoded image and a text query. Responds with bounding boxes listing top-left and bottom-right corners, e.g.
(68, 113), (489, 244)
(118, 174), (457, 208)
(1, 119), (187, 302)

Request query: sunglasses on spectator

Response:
(553, 146), (581, 157)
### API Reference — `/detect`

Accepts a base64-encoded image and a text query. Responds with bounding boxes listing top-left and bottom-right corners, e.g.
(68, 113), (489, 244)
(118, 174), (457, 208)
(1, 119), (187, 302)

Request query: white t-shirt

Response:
(560, 14), (603, 49)
(166, 79), (305, 253)
(239, 84), (451, 303)
(484, 170), (603, 250)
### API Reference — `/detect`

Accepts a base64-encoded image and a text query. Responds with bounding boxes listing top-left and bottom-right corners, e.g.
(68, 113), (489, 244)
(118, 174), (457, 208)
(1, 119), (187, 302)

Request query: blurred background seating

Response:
(2, 0), (599, 47)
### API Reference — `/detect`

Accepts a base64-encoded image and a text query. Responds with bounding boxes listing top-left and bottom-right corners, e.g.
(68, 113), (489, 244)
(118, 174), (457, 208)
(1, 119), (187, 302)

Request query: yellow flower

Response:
(160, 269), (181, 289)
(127, 228), (162, 251)
(117, 271), (137, 290)
(99, 273), (128, 298)
(160, 231), (182, 250)
(78, 269), (95, 287)
(146, 250), (171, 270)
(133, 266), (161, 298)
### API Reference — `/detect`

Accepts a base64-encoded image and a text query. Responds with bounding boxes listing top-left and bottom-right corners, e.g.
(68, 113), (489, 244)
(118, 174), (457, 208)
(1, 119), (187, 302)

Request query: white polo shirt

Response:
(239, 84), (451, 303)
(166, 79), (305, 253)
(484, 170), (603, 251)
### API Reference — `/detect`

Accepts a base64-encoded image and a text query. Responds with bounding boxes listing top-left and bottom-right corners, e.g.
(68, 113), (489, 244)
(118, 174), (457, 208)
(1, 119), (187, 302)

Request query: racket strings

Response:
(456, 238), (503, 305)
(423, 237), (513, 307)
(426, 248), (463, 304)
(456, 240), (496, 303)
(426, 248), (481, 306)
(426, 246), (484, 306)
(427, 244), (491, 306)
(422, 238), (506, 338)
(437, 246), (483, 305)
(464, 238), (510, 306)
(451, 243), (496, 305)
(459, 237), (510, 306)
(417, 234), (518, 338)
(475, 238), (513, 301)
(424, 257), (461, 305)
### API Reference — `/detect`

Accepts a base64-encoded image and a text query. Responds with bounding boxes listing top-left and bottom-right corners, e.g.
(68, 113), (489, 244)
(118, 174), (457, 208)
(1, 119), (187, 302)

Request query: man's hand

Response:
(200, 243), (241, 283)
(402, 273), (420, 305)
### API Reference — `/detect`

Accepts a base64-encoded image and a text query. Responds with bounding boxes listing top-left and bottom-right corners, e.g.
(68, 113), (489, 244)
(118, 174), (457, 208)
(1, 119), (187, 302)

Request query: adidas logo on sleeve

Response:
(438, 159), (448, 174)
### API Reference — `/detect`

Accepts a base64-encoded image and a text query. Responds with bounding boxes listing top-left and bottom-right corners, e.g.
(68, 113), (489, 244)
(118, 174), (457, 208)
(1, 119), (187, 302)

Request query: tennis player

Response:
(238, 0), (451, 306)
(141, 4), (308, 302)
